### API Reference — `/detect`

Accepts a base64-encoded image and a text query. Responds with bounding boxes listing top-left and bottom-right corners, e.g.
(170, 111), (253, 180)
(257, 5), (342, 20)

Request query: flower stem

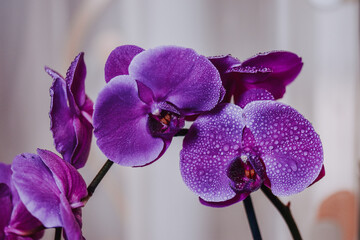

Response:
(260, 186), (302, 240)
(54, 227), (62, 240)
(85, 159), (114, 200)
(174, 128), (189, 136)
(243, 195), (262, 240)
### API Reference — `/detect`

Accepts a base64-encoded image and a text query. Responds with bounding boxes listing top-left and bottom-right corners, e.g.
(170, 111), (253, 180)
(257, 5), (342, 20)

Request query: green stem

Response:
(54, 227), (62, 240)
(260, 186), (302, 240)
(174, 128), (189, 136)
(87, 159), (114, 197)
(243, 195), (262, 240)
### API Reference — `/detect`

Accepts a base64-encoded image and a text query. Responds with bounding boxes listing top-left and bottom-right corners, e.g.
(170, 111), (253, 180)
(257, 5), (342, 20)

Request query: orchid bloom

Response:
(180, 90), (324, 207)
(11, 149), (88, 240)
(0, 163), (44, 239)
(93, 45), (224, 167)
(209, 51), (303, 103)
(45, 53), (93, 169)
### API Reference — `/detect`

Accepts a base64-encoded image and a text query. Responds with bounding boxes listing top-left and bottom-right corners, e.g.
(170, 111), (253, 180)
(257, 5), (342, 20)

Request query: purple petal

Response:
(0, 184), (12, 238)
(70, 116), (93, 169)
(6, 202), (44, 238)
(243, 101), (323, 196)
(105, 45), (144, 83)
(36, 149), (87, 205)
(49, 77), (77, 164)
(229, 51), (303, 101)
(11, 153), (62, 228)
(180, 104), (245, 202)
(0, 162), (12, 186)
(59, 194), (82, 240)
(93, 75), (164, 166)
(199, 192), (249, 208)
(236, 88), (274, 108)
(65, 53), (87, 108)
(129, 46), (222, 114)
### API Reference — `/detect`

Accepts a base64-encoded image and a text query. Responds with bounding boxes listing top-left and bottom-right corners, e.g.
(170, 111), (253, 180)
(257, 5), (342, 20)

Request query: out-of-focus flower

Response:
(0, 163), (44, 239)
(93, 45), (224, 167)
(209, 51), (303, 103)
(45, 53), (93, 169)
(11, 149), (88, 240)
(180, 93), (324, 207)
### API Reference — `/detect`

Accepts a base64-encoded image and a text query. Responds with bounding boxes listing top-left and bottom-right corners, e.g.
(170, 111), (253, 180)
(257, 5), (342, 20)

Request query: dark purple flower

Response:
(180, 97), (324, 207)
(45, 53), (93, 169)
(209, 51), (303, 103)
(11, 149), (88, 240)
(0, 163), (44, 239)
(93, 45), (224, 167)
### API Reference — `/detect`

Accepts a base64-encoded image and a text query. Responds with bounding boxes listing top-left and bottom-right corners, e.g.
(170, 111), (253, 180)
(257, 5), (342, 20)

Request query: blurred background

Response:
(0, 0), (359, 239)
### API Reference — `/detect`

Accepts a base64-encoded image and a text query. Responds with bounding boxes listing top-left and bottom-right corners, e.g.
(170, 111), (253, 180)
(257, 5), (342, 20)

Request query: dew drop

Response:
(223, 145), (230, 151)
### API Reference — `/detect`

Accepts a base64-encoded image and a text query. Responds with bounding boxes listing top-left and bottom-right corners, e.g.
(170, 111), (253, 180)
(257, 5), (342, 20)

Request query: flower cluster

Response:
(0, 45), (324, 239)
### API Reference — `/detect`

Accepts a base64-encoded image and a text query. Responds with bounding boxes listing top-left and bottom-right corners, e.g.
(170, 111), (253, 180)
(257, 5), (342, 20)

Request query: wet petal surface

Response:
(180, 104), (245, 202)
(243, 101), (323, 196)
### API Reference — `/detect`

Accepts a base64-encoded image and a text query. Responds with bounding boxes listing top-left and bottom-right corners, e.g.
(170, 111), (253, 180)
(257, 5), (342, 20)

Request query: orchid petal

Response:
(93, 75), (164, 166)
(236, 88), (274, 108)
(36, 149), (87, 205)
(129, 46), (222, 114)
(229, 51), (303, 101)
(59, 194), (82, 240)
(243, 101), (323, 196)
(180, 104), (245, 202)
(105, 45), (144, 83)
(0, 184), (12, 238)
(65, 53), (87, 108)
(11, 153), (62, 228)
(49, 77), (77, 164)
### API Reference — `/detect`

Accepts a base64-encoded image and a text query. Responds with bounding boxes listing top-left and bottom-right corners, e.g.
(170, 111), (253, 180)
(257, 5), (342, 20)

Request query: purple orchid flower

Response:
(180, 92), (324, 207)
(0, 163), (44, 239)
(11, 149), (88, 240)
(209, 51), (303, 103)
(45, 53), (93, 169)
(93, 45), (224, 167)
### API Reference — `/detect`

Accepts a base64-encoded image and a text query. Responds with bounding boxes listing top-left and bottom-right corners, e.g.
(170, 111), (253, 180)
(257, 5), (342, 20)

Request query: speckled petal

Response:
(229, 51), (303, 101)
(180, 103), (245, 202)
(49, 77), (77, 164)
(199, 192), (249, 208)
(105, 45), (144, 83)
(208, 55), (240, 103)
(65, 52), (87, 108)
(236, 88), (274, 108)
(129, 46), (222, 114)
(11, 153), (62, 228)
(93, 75), (164, 166)
(243, 101), (323, 196)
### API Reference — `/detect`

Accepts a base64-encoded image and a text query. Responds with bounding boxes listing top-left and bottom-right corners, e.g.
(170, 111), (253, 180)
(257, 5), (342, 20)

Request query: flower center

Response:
(227, 149), (265, 194)
(148, 107), (185, 138)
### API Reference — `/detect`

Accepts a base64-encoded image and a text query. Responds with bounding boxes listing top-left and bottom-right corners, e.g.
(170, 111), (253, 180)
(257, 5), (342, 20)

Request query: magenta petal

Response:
(236, 89), (274, 108)
(93, 75), (164, 166)
(129, 46), (222, 114)
(70, 117), (93, 169)
(230, 51), (303, 100)
(180, 104), (244, 202)
(49, 78), (77, 164)
(0, 184), (12, 238)
(7, 202), (44, 238)
(59, 194), (82, 240)
(36, 149), (87, 205)
(243, 101), (323, 196)
(11, 153), (62, 228)
(105, 45), (144, 83)
(65, 53), (87, 108)
(199, 192), (249, 208)
(0, 162), (12, 187)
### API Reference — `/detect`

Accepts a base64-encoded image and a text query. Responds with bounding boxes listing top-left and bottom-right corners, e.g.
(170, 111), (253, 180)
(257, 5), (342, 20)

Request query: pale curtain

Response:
(0, 0), (358, 239)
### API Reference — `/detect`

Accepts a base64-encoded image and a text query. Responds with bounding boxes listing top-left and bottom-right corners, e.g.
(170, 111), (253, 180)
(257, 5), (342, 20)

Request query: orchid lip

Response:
(148, 106), (185, 137)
